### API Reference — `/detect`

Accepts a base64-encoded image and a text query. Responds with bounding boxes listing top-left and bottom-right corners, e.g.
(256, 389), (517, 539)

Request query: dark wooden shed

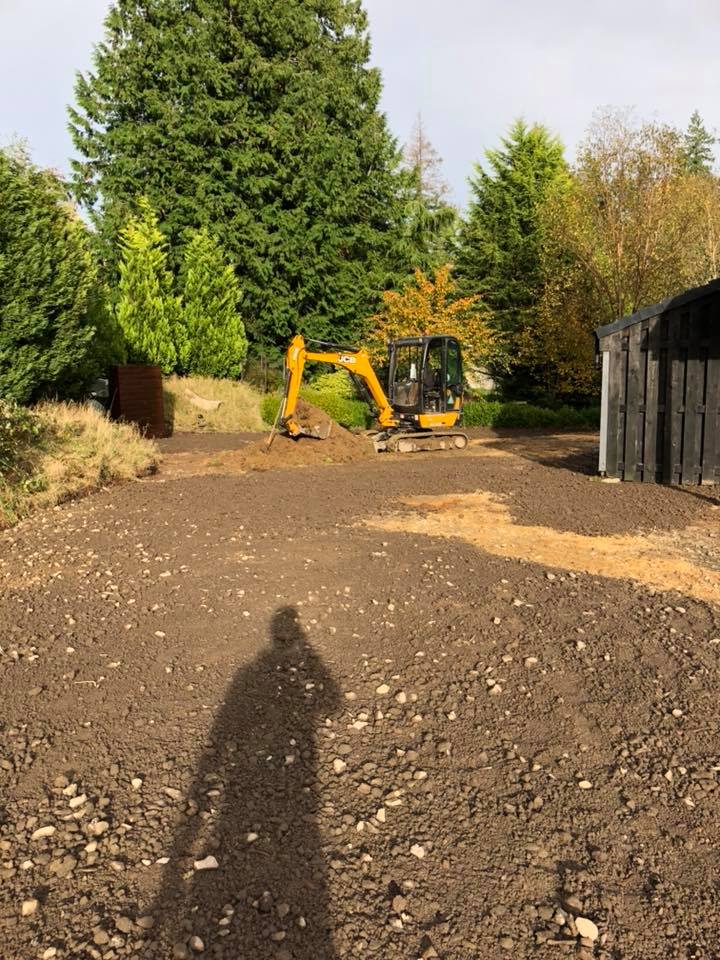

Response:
(595, 278), (720, 484)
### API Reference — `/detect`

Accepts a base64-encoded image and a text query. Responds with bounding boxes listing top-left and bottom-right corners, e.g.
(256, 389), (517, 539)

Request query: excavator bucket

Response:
(282, 396), (334, 441)
(295, 418), (332, 440)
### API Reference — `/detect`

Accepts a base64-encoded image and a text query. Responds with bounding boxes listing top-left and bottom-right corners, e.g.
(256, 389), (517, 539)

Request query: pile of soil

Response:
(292, 397), (335, 435)
(239, 399), (375, 470)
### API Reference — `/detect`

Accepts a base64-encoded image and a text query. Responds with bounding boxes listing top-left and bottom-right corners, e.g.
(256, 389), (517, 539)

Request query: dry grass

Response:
(0, 403), (157, 527)
(163, 375), (265, 433)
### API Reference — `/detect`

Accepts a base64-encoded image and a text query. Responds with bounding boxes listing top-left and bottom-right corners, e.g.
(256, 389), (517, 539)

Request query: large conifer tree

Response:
(454, 120), (567, 393)
(69, 0), (405, 355)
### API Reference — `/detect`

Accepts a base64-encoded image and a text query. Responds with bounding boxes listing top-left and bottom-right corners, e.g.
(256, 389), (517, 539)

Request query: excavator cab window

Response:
(390, 343), (422, 411)
(446, 339), (463, 410)
(422, 339), (444, 412)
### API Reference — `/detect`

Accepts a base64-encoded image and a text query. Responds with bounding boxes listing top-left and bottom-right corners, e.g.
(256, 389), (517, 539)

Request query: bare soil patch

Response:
(369, 489), (720, 603)
(1, 434), (719, 960)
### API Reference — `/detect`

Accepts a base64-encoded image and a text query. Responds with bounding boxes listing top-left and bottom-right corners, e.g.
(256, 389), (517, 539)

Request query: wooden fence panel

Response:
(643, 315), (660, 482)
(623, 324), (643, 480)
(703, 344), (720, 483)
(604, 336), (623, 479)
(682, 307), (704, 485)
(665, 310), (685, 484)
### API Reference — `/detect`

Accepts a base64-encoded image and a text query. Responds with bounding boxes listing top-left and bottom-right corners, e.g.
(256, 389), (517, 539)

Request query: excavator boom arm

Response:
(282, 335), (396, 436)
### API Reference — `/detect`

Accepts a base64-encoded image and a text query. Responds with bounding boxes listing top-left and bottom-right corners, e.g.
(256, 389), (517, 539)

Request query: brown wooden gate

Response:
(596, 279), (720, 484)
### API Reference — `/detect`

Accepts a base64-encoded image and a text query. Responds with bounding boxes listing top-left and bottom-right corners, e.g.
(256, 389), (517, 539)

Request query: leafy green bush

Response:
(261, 389), (369, 430)
(114, 198), (178, 373)
(309, 370), (356, 399)
(463, 398), (599, 430)
(260, 393), (282, 426)
(304, 389), (370, 429)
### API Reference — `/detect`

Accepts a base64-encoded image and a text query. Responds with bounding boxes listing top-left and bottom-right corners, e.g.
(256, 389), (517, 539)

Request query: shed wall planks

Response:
(597, 290), (720, 484)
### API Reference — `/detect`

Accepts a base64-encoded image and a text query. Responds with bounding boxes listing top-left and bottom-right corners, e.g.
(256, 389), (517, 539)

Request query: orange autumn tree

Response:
(366, 265), (494, 366)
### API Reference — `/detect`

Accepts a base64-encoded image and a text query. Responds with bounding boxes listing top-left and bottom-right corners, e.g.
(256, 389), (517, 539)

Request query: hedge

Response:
(261, 388), (370, 430)
(261, 392), (599, 433)
(463, 399), (600, 430)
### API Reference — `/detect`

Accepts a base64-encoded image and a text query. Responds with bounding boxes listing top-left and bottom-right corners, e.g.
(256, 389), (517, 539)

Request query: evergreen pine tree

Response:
(454, 120), (567, 392)
(0, 146), (97, 403)
(114, 198), (178, 373)
(69, 0), (407, 355)
(178, 229), (248, 378)
(682, 110), (715, 174)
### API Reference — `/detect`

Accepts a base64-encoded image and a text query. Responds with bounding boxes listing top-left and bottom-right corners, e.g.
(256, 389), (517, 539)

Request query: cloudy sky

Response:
(1, 0), (718, 205)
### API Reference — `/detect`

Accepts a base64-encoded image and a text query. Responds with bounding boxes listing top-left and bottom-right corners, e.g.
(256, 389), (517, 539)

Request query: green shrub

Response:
(463, 398), (599, 430)
(310, 370), (355, 399)
(303, 389), (369, 429)
(0, 148), (98, 402)
(261, 389), (369, 430)
(260, 393), (281, 426)
(461, 399), (503, 427)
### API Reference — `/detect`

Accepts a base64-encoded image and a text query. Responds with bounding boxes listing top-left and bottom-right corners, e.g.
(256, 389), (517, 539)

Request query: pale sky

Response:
(1, 0), (719, 205)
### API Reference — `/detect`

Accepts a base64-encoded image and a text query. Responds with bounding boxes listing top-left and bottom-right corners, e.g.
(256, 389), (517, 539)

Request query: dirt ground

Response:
(1, 430), (719, 960)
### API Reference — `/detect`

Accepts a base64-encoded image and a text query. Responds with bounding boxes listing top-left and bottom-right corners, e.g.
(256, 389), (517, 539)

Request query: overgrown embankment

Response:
(0, 401), (156, 527)
(163, 376), (265, 432)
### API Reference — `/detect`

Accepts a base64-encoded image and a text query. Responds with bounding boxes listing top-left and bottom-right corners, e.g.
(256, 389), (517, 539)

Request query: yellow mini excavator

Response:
(276, 334), (469, 453)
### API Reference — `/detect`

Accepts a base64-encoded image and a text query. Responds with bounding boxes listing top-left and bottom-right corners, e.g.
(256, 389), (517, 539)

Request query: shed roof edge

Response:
(594, 276), (720, 340)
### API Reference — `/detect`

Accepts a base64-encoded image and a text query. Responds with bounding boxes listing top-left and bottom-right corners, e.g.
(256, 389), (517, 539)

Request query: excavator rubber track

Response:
(374, 431), (469, 454)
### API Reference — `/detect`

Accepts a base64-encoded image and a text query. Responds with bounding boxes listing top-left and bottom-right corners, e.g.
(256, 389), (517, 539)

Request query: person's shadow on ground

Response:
(150, 606), (340, 960)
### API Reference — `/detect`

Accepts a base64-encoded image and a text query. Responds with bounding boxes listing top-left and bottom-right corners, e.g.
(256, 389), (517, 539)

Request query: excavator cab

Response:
(388, 336), (464, 430)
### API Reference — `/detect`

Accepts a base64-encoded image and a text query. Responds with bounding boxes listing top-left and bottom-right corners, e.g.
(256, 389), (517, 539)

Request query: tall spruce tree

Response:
(69, 0), (407, 356)
(682, 110), (715, 174)
(454, 120), (567, 393)
(178, 228), (248, 378)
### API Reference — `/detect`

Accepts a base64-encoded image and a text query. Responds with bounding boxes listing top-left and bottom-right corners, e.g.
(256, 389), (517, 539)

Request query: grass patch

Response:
(463, 398), (600, 430)
(261, 389), (370, 430)
(164, 375), (265, 433)
(0, 401), (157, 527)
